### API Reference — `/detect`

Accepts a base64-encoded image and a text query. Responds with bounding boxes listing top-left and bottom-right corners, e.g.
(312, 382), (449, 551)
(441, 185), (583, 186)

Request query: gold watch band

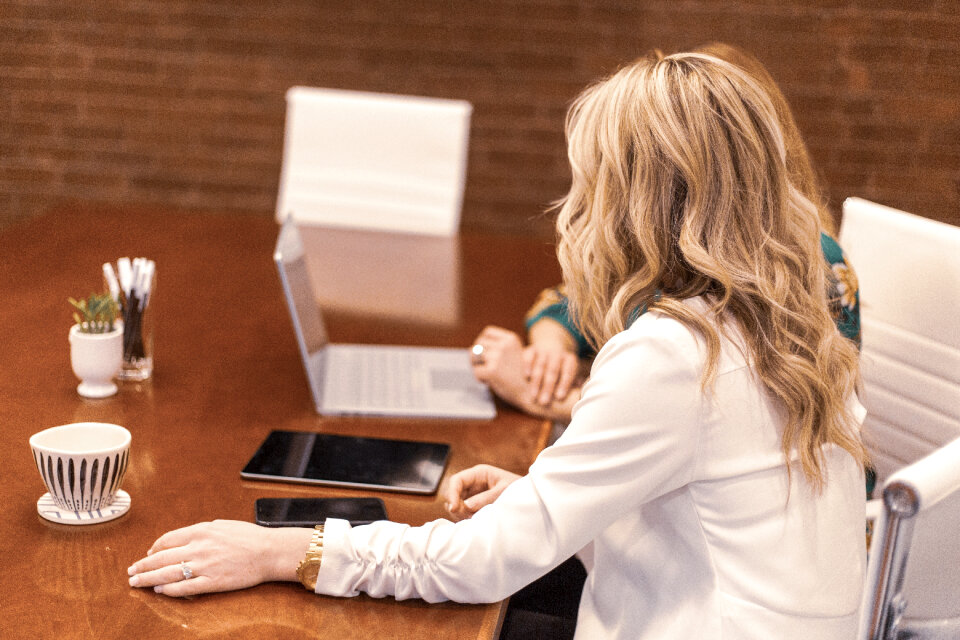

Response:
(296, 523), (325, 591)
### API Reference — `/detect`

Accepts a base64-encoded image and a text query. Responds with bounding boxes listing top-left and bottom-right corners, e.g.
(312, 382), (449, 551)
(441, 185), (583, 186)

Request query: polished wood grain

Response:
(0, 206), (562, 640)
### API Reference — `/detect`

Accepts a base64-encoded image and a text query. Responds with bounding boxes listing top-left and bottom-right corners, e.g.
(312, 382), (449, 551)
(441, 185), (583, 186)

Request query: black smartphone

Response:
(254, 497), (388, 527)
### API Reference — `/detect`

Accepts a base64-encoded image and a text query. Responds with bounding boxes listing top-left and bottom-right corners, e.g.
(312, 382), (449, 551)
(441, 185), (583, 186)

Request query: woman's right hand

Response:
(127, 520), (312, 597)
(443, 464), (521, 521)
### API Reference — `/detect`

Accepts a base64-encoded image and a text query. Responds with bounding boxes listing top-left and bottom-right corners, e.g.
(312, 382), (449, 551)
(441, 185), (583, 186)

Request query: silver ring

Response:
(180, 561), (194, 580)
(471, 343), (486, 365)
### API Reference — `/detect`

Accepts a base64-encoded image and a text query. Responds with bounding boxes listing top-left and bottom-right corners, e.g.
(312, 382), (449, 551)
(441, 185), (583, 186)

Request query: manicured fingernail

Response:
(153, 585), (163, 594)
(128, 575), (139, 587)
(127, 565), (136, 576)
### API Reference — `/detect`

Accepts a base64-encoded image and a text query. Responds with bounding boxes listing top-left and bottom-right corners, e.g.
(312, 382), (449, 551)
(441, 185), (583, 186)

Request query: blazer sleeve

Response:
(313, 319), (705, 603)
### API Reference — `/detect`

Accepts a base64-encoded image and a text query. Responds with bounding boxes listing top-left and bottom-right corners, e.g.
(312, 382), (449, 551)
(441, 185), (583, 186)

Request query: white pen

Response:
(140, 260), (156, 310)
(117, 257), (133, 298)
(131, 258), (144, 299)
(134, 262), (150, 310)
(102, 263), (121, 305)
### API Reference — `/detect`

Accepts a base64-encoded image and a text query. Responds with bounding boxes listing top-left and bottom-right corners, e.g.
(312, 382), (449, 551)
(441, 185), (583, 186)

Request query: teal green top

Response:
(819, 232), (861, 349)
(525, 232), (861, 355)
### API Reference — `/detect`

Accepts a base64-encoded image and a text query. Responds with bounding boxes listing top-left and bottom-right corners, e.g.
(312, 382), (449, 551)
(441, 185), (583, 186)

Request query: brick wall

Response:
(2, 0), (958, 237)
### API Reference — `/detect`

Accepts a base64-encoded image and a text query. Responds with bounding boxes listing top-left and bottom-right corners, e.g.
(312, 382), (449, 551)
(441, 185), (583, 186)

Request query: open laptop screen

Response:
(273, 218), (497, 419)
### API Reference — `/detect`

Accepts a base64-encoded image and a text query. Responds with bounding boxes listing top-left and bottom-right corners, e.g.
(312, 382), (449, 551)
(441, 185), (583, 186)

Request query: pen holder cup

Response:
(116, 271), (155, 382)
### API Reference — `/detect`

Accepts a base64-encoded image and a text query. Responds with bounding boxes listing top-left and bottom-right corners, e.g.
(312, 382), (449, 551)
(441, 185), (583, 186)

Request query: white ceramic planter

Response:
(69, 324), (123, 398)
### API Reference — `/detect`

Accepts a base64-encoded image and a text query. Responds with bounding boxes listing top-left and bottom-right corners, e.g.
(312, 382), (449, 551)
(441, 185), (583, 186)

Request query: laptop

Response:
(274, 218), (497, 419)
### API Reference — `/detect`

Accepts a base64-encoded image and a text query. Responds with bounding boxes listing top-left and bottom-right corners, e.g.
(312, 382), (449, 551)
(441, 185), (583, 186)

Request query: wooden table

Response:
(0, 206), (562, 640)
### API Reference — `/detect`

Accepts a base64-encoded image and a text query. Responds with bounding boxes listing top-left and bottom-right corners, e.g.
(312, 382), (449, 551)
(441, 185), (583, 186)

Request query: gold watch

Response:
(296, 524), (325, 591)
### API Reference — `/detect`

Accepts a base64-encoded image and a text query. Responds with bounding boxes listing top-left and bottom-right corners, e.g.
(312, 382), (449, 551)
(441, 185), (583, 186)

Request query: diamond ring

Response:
(180, 561), (194, 580)
(471, 343), (486, 366)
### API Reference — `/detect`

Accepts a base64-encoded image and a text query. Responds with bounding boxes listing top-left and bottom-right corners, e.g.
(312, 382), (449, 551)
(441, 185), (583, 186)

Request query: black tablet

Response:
(240, 430), (450, 495)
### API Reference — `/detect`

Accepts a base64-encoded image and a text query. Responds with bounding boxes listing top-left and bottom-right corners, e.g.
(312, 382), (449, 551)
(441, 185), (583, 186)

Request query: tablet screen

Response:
(240, 430), (450, 495)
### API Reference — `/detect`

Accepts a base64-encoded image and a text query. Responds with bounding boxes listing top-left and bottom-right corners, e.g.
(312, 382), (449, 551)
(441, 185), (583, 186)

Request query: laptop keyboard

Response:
(327, 347), (425, 409)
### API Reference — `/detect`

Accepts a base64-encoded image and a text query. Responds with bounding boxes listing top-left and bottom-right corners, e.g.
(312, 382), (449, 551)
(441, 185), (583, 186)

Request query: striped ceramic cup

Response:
(30, 422), (131, 511)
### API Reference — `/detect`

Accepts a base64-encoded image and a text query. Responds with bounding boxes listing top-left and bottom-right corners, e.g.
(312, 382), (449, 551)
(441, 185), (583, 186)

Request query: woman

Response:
(473, 43), (861, 421)
(128, 52), (868, 639)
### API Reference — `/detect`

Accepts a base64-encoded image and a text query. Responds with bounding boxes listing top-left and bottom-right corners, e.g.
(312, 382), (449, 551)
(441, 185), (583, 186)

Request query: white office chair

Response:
(274, 87), (473, 324)
(858, 437), (960, 640)
(275, 86), (473, 237)
(839, 198), (960, 638)
(838, 198), (960, 484)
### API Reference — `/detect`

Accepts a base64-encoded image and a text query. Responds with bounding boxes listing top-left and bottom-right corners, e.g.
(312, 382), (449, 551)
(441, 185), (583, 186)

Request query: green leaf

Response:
(69, 291), (118, 333)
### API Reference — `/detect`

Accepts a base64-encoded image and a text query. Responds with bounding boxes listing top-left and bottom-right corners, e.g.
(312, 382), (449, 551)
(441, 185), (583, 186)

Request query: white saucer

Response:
(36, 490), (131, 525)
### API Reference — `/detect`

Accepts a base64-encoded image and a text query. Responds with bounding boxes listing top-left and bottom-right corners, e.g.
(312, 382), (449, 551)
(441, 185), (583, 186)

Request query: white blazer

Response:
(315, 298), (867, 640)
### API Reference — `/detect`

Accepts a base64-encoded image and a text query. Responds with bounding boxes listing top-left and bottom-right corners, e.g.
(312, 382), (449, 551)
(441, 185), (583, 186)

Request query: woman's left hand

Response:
(443, 463), (521, 521)
(127, 520), (312, 597)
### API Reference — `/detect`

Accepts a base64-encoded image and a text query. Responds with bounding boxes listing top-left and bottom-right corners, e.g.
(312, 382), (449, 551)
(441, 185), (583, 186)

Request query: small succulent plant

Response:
(69, 292), (119, 334)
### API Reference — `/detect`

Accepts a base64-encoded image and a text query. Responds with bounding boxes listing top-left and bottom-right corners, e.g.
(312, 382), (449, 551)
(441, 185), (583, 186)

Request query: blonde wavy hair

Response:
(555, 52), (865, 488)
(694, 42), (835, 236)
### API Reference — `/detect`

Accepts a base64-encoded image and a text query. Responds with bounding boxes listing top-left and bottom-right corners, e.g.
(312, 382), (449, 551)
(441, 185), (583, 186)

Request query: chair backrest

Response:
(858, 437), (960, 640)
(838, 198), (960, 484)
(276, 87), (473, 237)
